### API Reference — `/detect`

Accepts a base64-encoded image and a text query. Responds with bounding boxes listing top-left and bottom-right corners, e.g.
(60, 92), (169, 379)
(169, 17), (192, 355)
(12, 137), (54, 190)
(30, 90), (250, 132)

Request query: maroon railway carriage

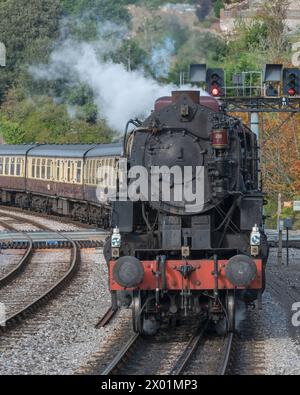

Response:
(0, 143), (123, 227)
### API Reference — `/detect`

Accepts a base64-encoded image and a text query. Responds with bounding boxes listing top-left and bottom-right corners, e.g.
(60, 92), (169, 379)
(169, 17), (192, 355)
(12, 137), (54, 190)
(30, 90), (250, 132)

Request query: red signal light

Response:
(211, 87), (220, 97)
(288, 87), (296, 96)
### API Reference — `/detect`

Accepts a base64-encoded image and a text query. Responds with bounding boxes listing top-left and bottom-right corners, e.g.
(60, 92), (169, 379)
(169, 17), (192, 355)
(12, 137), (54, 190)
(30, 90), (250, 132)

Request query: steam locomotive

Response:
(105, 90), (269, 334)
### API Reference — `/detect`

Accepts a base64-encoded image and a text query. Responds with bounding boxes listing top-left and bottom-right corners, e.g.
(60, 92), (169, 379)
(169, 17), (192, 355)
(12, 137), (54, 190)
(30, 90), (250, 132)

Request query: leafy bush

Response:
(0, 117), (25, 144)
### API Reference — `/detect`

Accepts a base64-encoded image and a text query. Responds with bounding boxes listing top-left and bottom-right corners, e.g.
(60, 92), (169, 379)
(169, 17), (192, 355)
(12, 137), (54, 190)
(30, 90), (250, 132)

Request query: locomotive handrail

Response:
(123, 119), (142, 157)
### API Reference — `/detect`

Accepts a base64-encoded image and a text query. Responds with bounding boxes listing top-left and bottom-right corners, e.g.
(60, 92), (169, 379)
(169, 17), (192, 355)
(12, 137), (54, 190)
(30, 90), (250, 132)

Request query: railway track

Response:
(89, 319), (234, 376)
(0, 204), (94, 230)
(0, 210), (55, 232)
(0, 213), (80, 333)
(0, 216), (33, 286)
(95, 306), (118, 329)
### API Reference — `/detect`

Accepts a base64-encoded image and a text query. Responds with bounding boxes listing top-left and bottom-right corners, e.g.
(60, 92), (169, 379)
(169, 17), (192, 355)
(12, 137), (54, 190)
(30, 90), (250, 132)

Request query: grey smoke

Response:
(150, 37), (175, 78)
(30, 20), (207, 132)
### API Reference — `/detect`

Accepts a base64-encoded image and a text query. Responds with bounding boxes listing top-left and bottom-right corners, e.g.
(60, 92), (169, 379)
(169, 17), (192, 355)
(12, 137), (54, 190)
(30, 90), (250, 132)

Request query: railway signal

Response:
(188, 65), (225, 97)
(283, 68), (300, 96)
(206, 68), (225, 97)
(263, 64), (282, 97)
(189, 64), (206, 83)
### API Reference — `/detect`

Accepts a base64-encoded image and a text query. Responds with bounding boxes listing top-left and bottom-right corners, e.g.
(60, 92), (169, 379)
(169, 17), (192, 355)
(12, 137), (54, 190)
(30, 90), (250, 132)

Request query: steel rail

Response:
(101, 333), (140, 375)
(0, 215), (81, 332)
(0, 237), (33, 287)
(0, 219), (33, 287)
(95, 307), (118, 329)
(219, 332), (234, 375)
(170, 320), (210, 375)
(0, 211), (49, 231)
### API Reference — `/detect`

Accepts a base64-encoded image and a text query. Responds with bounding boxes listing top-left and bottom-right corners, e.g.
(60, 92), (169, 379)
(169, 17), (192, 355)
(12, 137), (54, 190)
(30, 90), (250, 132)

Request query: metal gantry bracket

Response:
(221, 97), (300, 113)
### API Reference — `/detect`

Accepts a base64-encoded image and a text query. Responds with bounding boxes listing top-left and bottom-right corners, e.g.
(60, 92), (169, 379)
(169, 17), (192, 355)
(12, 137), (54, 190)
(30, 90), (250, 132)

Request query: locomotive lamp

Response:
(111, 227), (121, 259)
(111, 227), (121, 248)
(250, 224), (261, 257)
(211, 129), (228, 149)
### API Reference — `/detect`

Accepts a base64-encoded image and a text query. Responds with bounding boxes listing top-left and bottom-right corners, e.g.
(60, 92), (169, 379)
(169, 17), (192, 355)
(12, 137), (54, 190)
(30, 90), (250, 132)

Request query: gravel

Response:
(260, 291), (300, 375)
(0, 209), (84, 232)
(1, 238), (300, 374)
(0, 249), (26, 277)
(260, 248), (300, 375)
(0, 249), (114, 375)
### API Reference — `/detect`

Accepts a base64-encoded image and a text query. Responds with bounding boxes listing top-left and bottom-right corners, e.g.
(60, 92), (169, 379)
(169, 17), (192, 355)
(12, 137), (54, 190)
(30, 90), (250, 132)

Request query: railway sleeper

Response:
(0, 241), (30, 249)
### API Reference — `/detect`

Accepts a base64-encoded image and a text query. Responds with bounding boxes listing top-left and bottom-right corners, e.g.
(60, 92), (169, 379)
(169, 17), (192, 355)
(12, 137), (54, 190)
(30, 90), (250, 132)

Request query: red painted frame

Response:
(109, 259), (263, 291)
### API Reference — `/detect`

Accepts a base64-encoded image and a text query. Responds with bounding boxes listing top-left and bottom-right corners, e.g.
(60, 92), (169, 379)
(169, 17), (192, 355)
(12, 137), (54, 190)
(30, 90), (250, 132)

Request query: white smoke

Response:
(150, 37), (175, 78)
(30, 20), (206, 132)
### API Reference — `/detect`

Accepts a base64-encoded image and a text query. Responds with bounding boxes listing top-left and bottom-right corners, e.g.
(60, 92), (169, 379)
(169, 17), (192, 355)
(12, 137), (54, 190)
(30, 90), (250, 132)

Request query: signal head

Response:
(211, 86), (220, 97)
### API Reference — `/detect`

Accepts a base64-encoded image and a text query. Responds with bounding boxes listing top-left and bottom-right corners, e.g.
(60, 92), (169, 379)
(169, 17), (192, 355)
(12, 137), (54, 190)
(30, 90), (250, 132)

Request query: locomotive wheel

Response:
(132, 291), (144, 334)
(226, 290), (236, 333)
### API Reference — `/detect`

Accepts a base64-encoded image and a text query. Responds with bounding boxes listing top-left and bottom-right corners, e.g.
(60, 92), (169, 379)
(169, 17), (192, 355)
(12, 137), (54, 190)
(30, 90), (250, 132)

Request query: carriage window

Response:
(36, 159), (41, 178)
(4, 157), (9, 175)
(105, 159), (109, 185)
(109, 159), (114, 185)
(84, 161), (88, 183)
(47, 160), (51, 180)
(87, 160), (90, 184)
(98, 160), (104, 184)
(77, 161), (82, 183)
(91, 160), (94, 184)
(96, 160), (101, 183)
(16, 158), (22, 176)
(31, 159), (36, 178)
(41, 159), (46, 179)
(0, 158), (3, 175)
(67, 160), (71, 182)
(10, 157), (15, 176)
(71, 162), (75, 182)
(31, 159), (35, 178)
(87, 160), (91, 184)
(56, 160), (60, 180)
(91, 160), (95, 185)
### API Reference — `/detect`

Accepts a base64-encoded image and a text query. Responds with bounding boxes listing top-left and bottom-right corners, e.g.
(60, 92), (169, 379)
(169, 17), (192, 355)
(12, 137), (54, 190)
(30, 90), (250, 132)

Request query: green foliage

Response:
(264, 197), (300, 230)
(60, 0), (133, 25)
(0, 0), (61, 100)
(0, 92), (113, 144)
(219, 20), (269, 76)
(0, 117), (25, 144)
(108, 39), (149, 72)
(168, 32), (227, 84)
(214, 0), (224, 18)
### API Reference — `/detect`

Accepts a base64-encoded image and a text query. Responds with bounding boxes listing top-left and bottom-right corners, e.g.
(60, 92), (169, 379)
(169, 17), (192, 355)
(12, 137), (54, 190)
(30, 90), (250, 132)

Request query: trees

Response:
(260, 0), (291, 62)
(214, 0), (224, 18)
(0, 117), (25, 144)
(0, 0), (61, 101)
(60, 0), (133, 24)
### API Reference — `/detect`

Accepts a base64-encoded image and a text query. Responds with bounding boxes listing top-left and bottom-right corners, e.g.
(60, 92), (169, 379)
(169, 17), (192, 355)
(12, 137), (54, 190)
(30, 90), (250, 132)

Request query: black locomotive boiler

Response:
(106, 90), (269, 334)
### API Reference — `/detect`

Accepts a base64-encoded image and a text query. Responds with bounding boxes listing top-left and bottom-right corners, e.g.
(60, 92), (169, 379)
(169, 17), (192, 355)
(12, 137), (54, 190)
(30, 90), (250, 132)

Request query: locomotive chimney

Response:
(172, 90), (200, 104)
